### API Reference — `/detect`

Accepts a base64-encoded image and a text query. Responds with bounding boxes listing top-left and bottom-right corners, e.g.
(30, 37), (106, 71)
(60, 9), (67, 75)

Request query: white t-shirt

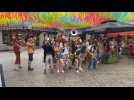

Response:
(61, 47), (69, 59)
(60, 42), (63, 48)
(87, 45), (92, 51)
(63, 47), (69, 55)
(86, 42), (89, 47)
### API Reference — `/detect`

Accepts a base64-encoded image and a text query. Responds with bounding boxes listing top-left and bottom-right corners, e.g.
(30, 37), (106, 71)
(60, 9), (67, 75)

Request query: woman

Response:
(58, 42), (66, 73)
(59, 43), (69, 73)
(89, 46), (97, 69)
(26, 37), (35, 71)
(13, 37), (22, 71)
(86, 41), (93, 69)
(75, 42), (82, 73)
(54, 41), (61, 73)
(78, 41), (86, 72)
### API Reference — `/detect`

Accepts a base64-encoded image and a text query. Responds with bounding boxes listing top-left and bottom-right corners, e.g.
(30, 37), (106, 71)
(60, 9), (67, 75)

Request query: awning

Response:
(83, 21), (134, 33)
(109, 31), (134, 37)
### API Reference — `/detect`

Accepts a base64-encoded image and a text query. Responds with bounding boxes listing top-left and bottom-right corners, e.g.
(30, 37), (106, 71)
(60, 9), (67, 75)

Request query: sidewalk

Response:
(0, 50), (134, 87)
(0, 44), (13, 52)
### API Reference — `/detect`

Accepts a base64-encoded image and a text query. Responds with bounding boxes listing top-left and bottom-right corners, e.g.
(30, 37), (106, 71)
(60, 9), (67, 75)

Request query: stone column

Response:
(39, 32), (45, 48)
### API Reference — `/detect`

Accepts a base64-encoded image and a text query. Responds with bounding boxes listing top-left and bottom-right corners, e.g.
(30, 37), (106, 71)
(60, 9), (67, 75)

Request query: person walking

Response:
(42, 39), (54, 74)
(88, 46), (97, 69)
(26, 37), (35, 71)
(42, 40), (46, 64)
(59, 43), (69, 73)
(75, 42), (82, 73)
(13, 37), (22, 71)
(78, 41), (86, 71)
(54, 41), (61, 73)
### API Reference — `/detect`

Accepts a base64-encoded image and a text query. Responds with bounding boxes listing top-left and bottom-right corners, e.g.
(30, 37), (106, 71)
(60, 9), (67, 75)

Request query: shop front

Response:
(109, 31), (134, 58)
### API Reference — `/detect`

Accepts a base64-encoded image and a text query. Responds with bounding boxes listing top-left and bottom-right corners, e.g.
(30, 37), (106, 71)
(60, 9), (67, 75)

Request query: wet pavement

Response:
(0, 49), (134, 87)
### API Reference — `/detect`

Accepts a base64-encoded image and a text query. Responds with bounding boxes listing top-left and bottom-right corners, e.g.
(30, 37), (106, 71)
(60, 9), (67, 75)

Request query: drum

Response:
(69, 53), (75, 60)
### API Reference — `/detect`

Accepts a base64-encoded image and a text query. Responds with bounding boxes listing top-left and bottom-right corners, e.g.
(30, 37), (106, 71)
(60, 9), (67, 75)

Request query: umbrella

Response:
(83, 21), (134, 33)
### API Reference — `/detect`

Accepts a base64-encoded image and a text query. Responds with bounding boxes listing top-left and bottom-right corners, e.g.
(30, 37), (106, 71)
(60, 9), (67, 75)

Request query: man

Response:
(26, 37), (35, 71)
(78, 41), (86, 71)
(42, 40), (46, 64)
(42, 38), (54, 74)
(13, 37), (22, 71)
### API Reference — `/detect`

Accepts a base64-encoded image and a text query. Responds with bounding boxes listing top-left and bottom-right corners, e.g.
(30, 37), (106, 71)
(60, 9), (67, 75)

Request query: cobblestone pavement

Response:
(0, 49), (134, 87)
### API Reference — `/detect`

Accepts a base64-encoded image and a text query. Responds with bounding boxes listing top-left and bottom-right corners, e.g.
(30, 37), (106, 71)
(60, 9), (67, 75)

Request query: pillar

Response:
(39, 32), (45, 47)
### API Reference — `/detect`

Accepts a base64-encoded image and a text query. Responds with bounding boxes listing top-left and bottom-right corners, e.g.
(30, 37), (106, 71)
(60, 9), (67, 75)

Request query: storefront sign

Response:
(110, 31), (134, 36)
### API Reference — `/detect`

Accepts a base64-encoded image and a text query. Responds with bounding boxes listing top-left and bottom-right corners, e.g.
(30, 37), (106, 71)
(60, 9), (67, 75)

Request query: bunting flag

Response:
(0, 12), (134, 28)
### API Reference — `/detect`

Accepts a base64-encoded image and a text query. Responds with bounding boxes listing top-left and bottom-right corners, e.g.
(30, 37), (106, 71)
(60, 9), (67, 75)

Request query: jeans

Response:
(45, 54), (53, 70)
(96, 49), (100, 63)
(88, 58), (97, 69)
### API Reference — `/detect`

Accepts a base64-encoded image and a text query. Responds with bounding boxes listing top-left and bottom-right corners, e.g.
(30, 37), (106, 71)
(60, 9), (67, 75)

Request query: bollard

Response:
(0, 64), (6, 87)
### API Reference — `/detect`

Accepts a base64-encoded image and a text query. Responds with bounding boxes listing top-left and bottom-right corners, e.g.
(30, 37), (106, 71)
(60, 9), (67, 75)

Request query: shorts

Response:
(79, 53), (85, 61)
(60, 54), (68, 60)
(28, 53), (33, 61)
(55, 54), (60, 60)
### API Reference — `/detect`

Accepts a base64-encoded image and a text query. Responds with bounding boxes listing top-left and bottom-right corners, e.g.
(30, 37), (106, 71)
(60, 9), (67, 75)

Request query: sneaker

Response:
(14, 67), (20, 71)
(28, 67), (34, 71)
(57, 70), (60, 73)
(61, 70), (64, 73)
(79, 67), (83, 71)
(76, 70), (79, 73)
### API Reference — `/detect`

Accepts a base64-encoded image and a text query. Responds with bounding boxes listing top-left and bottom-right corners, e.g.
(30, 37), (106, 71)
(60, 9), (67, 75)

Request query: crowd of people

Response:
(12, 33), (134, 74)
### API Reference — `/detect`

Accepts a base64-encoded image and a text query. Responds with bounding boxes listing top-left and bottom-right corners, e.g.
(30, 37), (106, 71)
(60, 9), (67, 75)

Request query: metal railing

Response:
(0, 64), (6, 87)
